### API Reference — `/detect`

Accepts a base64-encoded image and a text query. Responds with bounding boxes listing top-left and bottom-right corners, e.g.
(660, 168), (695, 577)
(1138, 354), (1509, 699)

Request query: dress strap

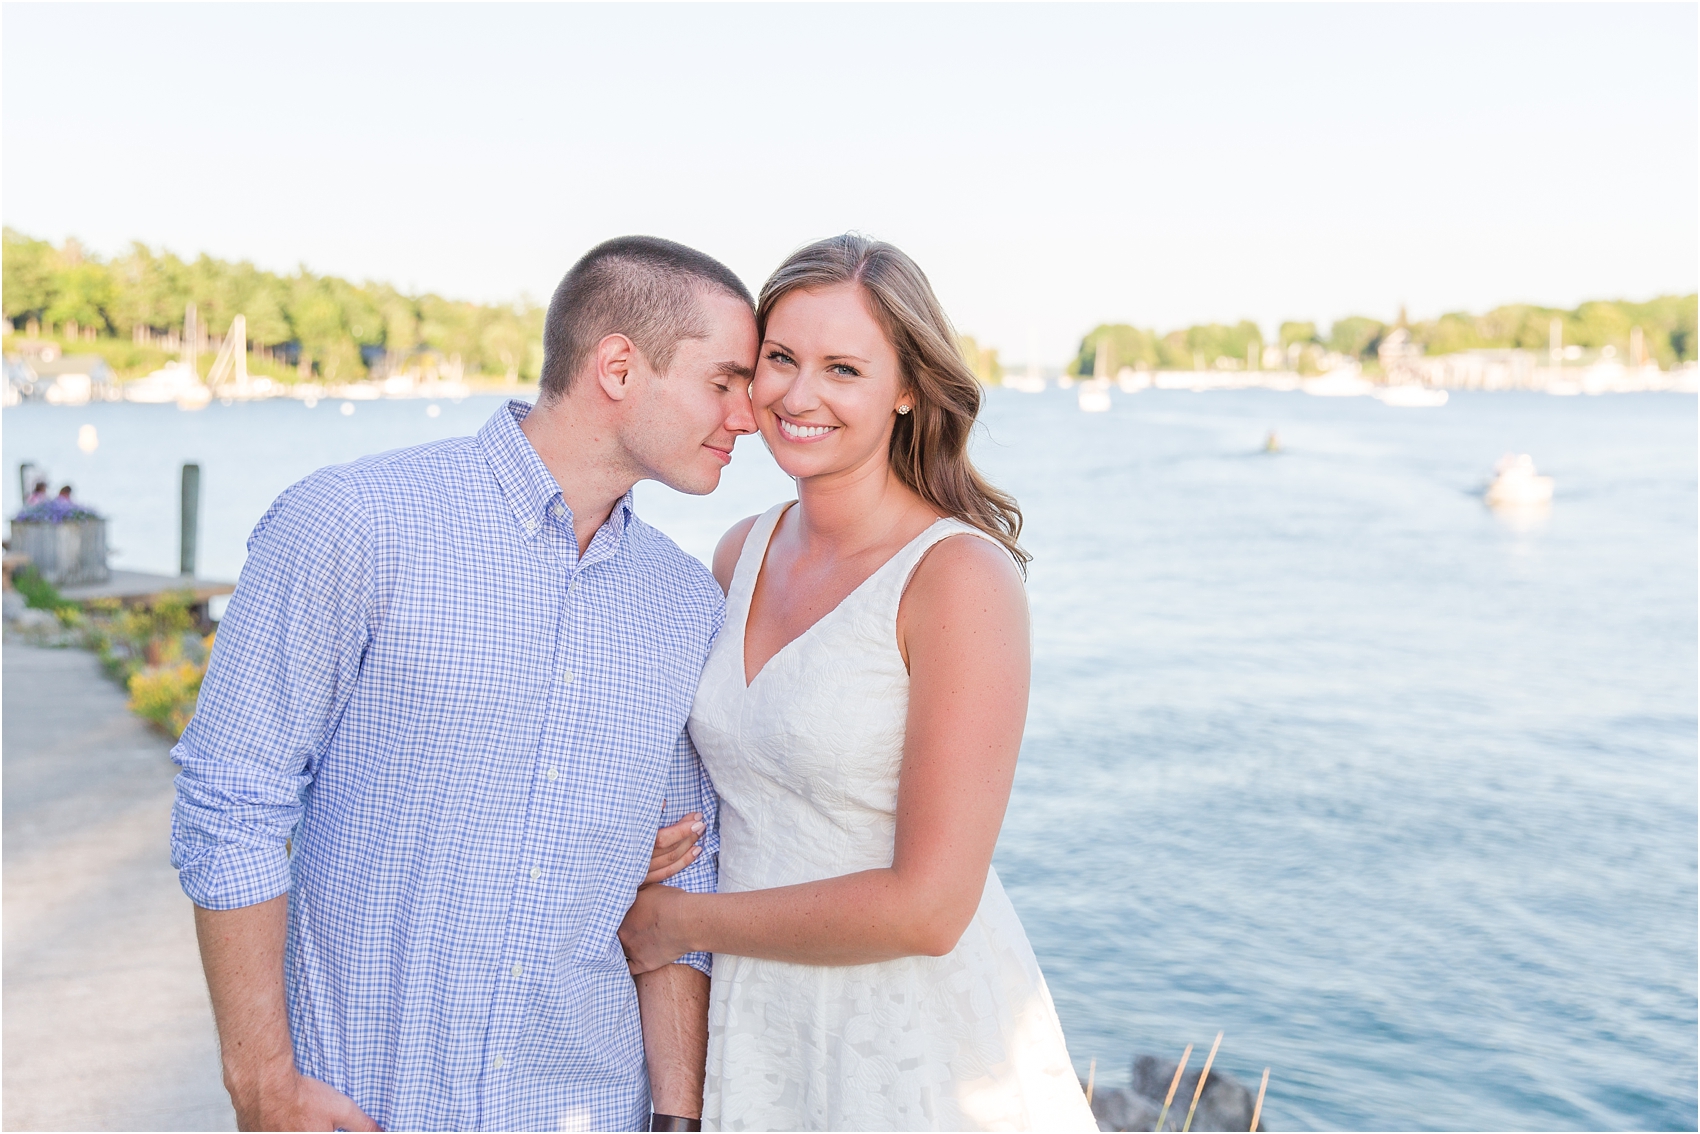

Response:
(727, 501), (794, 622)
(883, 517), (1007, 609)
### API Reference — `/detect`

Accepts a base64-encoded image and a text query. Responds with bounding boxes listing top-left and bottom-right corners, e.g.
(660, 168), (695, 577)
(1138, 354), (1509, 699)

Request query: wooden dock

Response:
(57, 569), (235, 607)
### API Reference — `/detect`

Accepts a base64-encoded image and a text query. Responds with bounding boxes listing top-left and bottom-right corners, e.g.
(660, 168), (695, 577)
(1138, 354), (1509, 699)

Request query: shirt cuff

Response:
(677, 950), (713, 978)
(173, 835), (293, 910)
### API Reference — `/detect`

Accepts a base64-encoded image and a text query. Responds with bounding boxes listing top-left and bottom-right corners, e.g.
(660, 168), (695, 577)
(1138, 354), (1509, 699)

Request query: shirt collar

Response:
(477, 399), (636, 548)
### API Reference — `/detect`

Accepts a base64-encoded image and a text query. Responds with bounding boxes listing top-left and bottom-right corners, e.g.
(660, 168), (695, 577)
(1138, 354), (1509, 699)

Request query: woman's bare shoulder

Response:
(710, 514), (764, 595)
(904, 531), (1026, 621)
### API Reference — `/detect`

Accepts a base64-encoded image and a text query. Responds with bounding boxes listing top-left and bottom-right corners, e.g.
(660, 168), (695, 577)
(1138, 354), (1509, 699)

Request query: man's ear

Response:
(593, 332), (637, 402)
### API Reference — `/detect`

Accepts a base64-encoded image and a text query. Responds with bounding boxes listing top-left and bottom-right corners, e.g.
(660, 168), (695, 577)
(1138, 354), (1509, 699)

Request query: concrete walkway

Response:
(3, 641), (234, 1131)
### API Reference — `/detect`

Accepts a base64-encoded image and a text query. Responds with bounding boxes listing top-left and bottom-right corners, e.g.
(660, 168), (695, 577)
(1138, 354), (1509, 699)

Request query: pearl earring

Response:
(897, 405), (911, 415)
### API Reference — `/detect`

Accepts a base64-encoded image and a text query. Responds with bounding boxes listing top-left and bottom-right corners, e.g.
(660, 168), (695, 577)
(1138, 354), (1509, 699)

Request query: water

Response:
(4, 389), (1695, 1129)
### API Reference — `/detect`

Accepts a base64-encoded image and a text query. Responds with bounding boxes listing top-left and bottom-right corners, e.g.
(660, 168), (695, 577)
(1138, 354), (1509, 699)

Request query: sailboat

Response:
(1078, 338), (1113, 411)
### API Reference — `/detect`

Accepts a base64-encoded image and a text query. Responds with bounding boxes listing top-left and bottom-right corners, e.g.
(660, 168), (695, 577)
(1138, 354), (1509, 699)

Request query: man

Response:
(171, 236), (758, 1131)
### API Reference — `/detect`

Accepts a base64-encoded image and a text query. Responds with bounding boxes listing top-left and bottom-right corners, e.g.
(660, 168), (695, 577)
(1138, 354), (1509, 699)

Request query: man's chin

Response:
(654, 466), (723, 497)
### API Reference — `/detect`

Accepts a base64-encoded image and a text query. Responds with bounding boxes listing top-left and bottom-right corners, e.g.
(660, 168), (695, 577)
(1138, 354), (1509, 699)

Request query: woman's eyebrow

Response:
(763, 339), (870, 365)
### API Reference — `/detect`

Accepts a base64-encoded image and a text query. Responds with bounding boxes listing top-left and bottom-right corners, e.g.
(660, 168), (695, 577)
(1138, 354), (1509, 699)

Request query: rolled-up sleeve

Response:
(659, 725), (720, 976)
(170, 470), (375, 910)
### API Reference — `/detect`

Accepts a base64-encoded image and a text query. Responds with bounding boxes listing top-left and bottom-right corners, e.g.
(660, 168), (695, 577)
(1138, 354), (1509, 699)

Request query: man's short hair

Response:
(539, 236), (754, 399)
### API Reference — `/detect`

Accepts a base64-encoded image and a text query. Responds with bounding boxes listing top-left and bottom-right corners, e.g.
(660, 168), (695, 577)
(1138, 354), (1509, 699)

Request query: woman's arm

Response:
(621, 534), (1029, 970)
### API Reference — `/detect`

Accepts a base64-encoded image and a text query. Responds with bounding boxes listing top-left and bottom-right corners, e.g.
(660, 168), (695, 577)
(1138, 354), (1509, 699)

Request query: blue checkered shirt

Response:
(171, 400), (723, 1132)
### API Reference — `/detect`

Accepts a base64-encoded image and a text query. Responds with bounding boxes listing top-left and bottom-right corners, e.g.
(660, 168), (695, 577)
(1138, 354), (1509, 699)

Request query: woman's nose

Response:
(780, 372), (820, 416)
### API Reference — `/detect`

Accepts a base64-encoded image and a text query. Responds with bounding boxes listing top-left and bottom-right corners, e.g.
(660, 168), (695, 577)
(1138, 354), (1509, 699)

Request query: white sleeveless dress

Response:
(690, 503), (1099, 1132)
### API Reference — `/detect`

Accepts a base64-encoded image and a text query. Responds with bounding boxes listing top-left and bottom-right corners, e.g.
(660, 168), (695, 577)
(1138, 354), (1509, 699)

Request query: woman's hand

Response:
(620, 882), (694, 975)
(647, 812), (705, 885)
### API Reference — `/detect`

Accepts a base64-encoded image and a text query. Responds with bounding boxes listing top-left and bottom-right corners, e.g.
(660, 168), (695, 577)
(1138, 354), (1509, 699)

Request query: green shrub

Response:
(12, 566), (75, 612)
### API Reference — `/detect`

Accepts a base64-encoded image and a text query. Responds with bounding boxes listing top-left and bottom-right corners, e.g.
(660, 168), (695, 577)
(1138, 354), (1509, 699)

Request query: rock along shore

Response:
(1088, 1053), (1266, 1131)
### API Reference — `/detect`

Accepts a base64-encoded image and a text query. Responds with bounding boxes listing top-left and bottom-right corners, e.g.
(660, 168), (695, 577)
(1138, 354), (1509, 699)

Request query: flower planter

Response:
(9, 518), (109, 586)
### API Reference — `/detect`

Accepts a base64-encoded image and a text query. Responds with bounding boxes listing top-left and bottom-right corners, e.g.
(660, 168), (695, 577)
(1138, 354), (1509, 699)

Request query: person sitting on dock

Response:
(24, 480), (48, 505)
(170, 236), (758, 1132)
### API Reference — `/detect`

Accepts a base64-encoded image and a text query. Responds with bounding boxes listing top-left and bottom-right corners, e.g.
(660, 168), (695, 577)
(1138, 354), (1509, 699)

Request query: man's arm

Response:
(635, 962), (710, 1121)
(194, 897), (377, 1132)
(172, 471), (378, 1130)
(636, 726), (721, 1122)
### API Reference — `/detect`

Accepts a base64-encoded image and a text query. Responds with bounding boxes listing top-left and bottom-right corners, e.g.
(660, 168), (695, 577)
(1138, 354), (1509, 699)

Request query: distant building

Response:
(1379, 330), (1541, 390)
(2, 354), (117, 404)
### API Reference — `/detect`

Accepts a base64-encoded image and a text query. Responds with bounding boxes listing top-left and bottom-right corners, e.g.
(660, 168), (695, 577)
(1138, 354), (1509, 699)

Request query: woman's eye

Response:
(765, 349), (794, 366)
(831, 364), (860, 377)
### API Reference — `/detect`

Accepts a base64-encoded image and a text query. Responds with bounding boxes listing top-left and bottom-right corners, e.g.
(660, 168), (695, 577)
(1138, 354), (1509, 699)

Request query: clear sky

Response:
(4, 3), (1695, 364)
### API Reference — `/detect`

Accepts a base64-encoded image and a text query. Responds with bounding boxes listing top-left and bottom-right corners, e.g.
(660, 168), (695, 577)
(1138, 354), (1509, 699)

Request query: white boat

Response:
(1485, 453), (1554, 507)
(1077, 380), (1111, 412)
(1003, 372), (1046, 394)
(1376, 385), (1449, 408)
(418, 379), (472, 401)
(124, 362), (210, 406)
(1301, 366), (1374, 397)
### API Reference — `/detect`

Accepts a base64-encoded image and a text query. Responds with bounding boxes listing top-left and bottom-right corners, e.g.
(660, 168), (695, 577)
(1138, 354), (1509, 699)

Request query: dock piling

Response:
(179, 463), (200, 577)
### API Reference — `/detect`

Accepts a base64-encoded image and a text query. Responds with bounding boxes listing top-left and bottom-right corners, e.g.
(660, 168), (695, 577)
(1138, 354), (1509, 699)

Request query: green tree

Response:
(1068, 324), (1159, 376)
(482, 317), (526, 382)
(1327, 316), (1385, 358)
(1183, 321), (1261, 367)
(226, 264), (291, 346)
(109, 243), (193, 334)
(1279, 321), (1317, 347)
(2, 228), (58, 325)
(3, 227), (554, 382)
(958, 335), (1003, 385)
(45, 261), (118, 333)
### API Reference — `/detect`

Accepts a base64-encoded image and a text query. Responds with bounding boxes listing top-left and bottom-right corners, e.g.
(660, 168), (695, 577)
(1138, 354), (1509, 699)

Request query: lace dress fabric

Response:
(690, 503), (1098, 1132)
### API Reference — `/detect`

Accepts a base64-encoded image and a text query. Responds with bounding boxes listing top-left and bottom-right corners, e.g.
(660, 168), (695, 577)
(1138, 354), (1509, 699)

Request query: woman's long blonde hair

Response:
(757, 234), (1030, 571)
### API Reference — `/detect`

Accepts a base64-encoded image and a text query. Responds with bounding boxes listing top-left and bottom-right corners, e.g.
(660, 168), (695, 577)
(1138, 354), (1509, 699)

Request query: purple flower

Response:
(13, 498), (102, 524)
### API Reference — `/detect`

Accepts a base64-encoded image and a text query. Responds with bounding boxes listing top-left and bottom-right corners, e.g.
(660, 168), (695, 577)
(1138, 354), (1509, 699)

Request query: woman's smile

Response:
(774, 414), (840, 442)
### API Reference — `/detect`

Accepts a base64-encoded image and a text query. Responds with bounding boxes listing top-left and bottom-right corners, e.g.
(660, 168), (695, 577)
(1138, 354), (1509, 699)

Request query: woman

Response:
(622, 235), (1096, 1132)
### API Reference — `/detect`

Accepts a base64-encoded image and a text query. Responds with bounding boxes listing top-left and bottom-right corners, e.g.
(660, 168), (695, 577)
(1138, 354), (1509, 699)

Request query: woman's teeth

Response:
(779, 419), (835, 440)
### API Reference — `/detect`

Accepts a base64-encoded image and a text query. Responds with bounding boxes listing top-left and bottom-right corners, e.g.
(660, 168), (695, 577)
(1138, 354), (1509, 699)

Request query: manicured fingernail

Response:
(689, 846), (701, 859)
(691, 822), (706, 835)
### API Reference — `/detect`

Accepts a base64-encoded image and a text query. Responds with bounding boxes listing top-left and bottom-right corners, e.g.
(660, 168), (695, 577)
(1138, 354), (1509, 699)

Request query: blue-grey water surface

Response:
(4, 388), (1695, 1130)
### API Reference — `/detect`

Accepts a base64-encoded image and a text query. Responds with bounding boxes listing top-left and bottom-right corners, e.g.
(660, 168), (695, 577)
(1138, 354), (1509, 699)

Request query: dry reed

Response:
(1181, 1031), (1223, 1133)
(1152, 1042), (1193, 1131)
(1250, 1067), (1270, 1132)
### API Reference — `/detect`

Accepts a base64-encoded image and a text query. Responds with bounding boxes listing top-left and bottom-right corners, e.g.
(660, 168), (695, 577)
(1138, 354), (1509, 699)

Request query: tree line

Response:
(1069, 295), (1698, 376)
(1, 229), (544, 383)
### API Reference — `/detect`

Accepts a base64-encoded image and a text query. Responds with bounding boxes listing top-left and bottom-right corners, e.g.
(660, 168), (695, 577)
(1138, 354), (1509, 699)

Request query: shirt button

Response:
(553, 502), (566, 518)
(530, 866), (542, 880)
(557, 670), (574, 686)
(510, 963), (524, 978)
(523, 519), (538, 534)
(545, 767), (558, 781)
(493, 1055), (505, 1070)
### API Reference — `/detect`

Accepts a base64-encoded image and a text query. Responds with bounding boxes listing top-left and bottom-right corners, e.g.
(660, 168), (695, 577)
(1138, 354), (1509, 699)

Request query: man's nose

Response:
(726, 383), (757, 434)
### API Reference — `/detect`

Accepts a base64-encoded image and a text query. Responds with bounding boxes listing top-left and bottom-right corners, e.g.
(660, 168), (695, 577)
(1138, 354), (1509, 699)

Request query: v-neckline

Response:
(739, 504), (948, 690)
